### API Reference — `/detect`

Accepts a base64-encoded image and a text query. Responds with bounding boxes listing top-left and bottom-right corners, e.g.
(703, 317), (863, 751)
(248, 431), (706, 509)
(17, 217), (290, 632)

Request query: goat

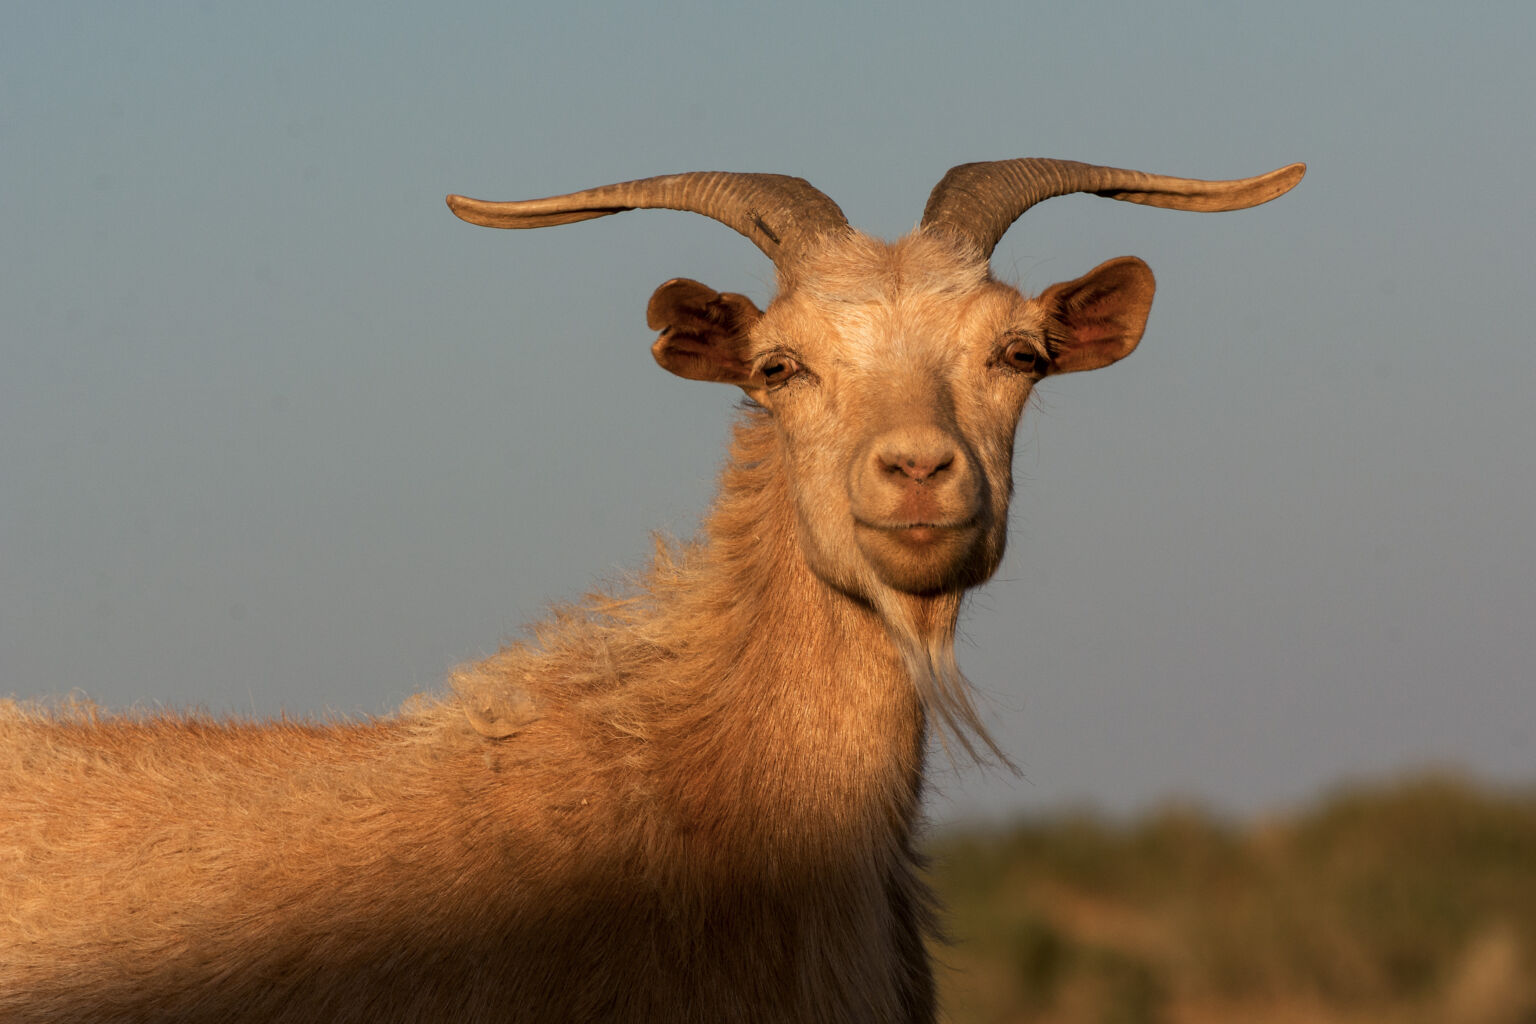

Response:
(0, 158), (1303, 1022)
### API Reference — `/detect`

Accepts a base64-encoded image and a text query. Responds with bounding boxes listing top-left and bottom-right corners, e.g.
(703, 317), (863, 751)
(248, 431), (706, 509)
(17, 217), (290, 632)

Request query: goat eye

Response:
(999, 336), (1047, 376)
(757, 355), (802, 387)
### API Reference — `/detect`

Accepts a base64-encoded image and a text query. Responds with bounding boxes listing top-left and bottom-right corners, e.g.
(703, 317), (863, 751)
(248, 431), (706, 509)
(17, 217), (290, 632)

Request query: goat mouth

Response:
(854, 518), (979, 548)
(852, 518), (988, 594)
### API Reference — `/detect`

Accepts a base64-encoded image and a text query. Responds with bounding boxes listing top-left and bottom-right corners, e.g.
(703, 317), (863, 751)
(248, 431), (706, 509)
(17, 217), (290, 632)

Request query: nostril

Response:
(882, 451), (955, 483)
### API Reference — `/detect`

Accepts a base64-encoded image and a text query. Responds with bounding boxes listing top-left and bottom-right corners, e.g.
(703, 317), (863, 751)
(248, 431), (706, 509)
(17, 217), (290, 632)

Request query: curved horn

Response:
(921, 159), (1306, 258)
(446, 172), (849, 268)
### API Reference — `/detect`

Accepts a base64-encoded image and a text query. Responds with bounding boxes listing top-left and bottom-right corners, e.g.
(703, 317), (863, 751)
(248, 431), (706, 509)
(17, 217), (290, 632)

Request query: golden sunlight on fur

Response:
(1, 159), (1302, 1022)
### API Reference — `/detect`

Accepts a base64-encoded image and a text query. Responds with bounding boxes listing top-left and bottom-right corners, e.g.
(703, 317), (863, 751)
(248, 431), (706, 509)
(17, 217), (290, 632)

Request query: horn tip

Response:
(1276, 162), (1307, 189)
(445, 194), (478, 223)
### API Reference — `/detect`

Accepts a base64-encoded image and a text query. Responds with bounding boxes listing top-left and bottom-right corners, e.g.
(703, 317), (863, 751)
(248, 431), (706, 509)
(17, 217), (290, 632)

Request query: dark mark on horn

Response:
(751, 213), (781, 246)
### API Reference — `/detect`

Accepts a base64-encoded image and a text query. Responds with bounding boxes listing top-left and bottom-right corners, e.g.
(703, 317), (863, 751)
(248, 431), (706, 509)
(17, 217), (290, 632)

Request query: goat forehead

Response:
(774, 230), (1009, 366)
(797, 230), (988, 304)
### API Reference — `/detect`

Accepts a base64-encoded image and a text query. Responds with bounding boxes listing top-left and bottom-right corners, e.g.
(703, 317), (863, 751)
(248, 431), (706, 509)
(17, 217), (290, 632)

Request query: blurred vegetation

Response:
(927, 772), (1536, 1024)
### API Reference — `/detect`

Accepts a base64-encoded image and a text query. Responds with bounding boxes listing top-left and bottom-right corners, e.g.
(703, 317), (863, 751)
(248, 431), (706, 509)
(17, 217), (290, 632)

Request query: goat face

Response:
(649, 229), (1154, 602)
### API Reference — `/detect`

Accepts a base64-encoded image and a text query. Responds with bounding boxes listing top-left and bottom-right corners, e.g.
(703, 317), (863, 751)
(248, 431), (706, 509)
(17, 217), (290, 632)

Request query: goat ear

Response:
(1038, 257), (1156, 375)
(648, 278), (763, 385)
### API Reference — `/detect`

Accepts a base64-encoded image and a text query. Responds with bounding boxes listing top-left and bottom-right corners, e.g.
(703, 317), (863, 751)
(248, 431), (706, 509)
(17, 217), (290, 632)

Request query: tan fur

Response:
(1, 224), (1158, 1022)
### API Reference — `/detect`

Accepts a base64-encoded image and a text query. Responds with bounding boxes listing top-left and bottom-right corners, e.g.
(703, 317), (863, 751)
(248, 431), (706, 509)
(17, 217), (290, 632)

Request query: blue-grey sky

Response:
(4, 1), (1532, 821)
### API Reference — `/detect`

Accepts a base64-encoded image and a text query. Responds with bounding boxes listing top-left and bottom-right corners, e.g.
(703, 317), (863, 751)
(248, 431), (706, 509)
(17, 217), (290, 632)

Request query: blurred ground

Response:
(928, 772), (1536, 1024)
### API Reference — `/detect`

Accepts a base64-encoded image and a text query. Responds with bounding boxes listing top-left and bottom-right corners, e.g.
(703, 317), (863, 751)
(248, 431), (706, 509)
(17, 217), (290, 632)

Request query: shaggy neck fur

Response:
(450, 406), (949, 864)
(438, 405), (950, 1017)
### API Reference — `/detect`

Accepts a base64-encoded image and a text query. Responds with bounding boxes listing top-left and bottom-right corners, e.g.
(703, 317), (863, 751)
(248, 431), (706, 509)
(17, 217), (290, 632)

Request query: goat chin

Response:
(855, 520), (991, 594)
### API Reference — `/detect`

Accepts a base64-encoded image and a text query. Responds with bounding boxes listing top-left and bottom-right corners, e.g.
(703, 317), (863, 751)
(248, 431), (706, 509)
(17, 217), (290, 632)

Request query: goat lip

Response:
(894, 525), (944, 546)
(855, 519), (977, 547)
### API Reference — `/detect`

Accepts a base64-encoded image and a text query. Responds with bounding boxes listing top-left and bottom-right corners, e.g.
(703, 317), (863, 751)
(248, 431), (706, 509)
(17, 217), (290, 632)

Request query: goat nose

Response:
(877, 442), (957, 484)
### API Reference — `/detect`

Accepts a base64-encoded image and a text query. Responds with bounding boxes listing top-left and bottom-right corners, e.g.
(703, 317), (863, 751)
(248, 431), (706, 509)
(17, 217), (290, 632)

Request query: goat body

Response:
(0, 159), (1302, 1022)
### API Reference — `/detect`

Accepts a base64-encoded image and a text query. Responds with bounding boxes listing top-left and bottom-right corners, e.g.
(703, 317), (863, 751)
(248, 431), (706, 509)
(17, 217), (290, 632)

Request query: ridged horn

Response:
(446, 172), (849, 269)
(921, 159), (1306, 258)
